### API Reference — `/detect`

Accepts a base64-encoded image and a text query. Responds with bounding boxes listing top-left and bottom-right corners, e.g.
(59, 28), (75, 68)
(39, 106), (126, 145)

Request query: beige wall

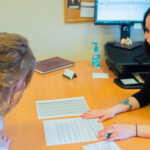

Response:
(0, 0), (145, 61)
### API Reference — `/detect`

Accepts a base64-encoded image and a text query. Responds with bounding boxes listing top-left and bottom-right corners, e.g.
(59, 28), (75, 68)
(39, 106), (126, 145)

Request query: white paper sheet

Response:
(43, 118), (103, 146)
(80, 2), (95, 18)
(93, 73), (109, 79)
(83, 141), (121, 150)
(120, 78), (138, 85)
(36, 97), (89, 119)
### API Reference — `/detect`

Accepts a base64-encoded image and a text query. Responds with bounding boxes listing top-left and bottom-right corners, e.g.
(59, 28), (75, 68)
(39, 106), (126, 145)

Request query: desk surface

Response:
(4, 60), (150, 150)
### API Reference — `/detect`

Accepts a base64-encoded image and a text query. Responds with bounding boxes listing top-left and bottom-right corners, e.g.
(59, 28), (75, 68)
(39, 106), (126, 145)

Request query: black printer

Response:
(104, 42), (150, 89)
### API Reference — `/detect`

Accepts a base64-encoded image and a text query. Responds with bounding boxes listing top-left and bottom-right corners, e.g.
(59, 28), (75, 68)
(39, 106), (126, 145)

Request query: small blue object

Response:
(92, 42), (98, 52)
(92, 42), (100, 70)
(106, 133), (112, 141)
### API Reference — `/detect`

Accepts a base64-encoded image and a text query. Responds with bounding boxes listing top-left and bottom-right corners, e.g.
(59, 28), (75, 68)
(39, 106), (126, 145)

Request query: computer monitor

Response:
(95, 0), (150, 41)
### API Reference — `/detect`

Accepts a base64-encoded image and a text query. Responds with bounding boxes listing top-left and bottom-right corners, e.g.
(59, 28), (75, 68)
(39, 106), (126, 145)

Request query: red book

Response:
(34, 57), (75, 74)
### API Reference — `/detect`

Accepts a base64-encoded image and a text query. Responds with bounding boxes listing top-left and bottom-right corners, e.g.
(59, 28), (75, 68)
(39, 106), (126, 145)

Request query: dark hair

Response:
(143, 7), (150, 32)
(143, 7), (150, 58)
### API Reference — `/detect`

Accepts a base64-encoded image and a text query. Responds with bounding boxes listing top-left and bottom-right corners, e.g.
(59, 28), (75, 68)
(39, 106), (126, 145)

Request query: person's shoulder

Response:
(0, 147), (7, 150)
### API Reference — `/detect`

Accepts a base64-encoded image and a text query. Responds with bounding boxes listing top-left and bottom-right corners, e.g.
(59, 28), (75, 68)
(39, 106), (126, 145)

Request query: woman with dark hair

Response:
(143, 7), (150, 59)
(81, 7), (150, 141)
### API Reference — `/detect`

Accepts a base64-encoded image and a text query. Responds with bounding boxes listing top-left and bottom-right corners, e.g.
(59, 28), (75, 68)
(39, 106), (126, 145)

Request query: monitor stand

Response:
(113, 42), (143, 50)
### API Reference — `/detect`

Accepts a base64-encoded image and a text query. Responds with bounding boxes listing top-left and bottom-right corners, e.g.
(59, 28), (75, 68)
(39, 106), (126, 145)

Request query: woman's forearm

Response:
(81, 96), (141, 122)
(137, 125), (150, 138)
(111, 96), (140, 115)
(97, 124), (150, 141)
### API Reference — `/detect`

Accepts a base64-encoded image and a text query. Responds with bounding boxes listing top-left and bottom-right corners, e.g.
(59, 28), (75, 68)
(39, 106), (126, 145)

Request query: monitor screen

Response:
(95, 0), (150, 25)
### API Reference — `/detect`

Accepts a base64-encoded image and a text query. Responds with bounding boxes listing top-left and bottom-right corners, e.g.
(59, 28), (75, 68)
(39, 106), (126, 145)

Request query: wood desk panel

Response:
(3, 60), (150, 150)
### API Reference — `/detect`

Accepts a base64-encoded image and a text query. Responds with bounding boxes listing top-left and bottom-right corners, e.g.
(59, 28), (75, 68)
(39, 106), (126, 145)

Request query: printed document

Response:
(36, 97), (89, 119)
(83, 141), (121, 150)
(43, 118), (103, 146)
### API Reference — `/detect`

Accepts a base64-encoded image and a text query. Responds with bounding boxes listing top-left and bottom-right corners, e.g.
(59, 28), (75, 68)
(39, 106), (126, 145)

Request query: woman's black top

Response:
(133, 73), (150, 107)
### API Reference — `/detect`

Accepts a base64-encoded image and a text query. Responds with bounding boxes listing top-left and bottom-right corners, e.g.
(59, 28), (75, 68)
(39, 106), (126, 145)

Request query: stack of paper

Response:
(43, 118), (103, 146)
(36, 97), (121, 150)
(36, 97), (89, 119)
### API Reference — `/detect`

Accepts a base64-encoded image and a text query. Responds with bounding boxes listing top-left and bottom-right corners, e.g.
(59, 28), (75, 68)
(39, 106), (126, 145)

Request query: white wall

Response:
(0, 0), (145, 61)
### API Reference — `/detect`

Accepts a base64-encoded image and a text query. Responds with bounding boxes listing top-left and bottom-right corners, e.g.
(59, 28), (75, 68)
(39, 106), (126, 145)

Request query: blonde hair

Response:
(0, 32), (36, 116)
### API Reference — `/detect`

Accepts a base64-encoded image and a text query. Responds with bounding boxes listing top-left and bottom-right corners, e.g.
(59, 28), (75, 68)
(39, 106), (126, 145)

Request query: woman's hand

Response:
(97, 124), (136, 141)
(81, 107), (117, 123)
(0, 134), (11, 150)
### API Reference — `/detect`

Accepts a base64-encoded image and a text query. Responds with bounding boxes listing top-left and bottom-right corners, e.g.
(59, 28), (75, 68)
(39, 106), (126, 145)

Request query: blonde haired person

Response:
(0, 33), (36, 150)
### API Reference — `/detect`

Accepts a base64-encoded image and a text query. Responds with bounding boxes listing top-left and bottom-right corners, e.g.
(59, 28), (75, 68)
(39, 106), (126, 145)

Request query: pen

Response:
(106, 133), (112, 141)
